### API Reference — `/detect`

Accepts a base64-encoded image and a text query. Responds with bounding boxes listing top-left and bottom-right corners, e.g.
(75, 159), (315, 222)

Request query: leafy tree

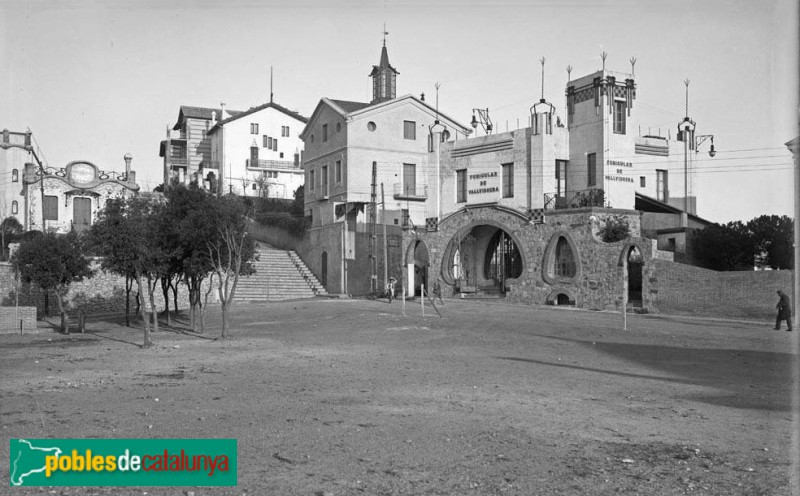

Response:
(693, 221), (755, 271)
(89, 197), (164, 347)
(747, 215), (794, 269)
(205, 194), (256, 338)
(164, 184), (217, 332)
(12, 232), (93, 332)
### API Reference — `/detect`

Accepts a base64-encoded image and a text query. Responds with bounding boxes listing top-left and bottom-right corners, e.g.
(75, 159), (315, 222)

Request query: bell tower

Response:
(369, 30), (398, 105)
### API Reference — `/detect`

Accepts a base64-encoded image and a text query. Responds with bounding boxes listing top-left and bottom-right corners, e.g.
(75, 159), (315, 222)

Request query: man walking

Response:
(775, 290), (793, 331)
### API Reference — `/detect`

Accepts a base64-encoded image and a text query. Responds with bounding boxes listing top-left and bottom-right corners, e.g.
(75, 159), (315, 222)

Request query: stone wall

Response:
(0, 306), (36, 333)
(650, 259), (793, 320)
(0, 260), (203, 319)
(401, 206), (655, 312)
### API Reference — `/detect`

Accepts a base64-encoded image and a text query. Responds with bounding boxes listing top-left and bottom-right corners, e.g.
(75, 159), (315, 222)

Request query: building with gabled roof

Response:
(208, 100), (308, 198)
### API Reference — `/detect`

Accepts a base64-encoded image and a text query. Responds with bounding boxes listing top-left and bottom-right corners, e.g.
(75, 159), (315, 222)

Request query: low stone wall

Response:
(0, 261), (206, 320)
(0, 306), (36, 333)
(651, 259), (794, 321)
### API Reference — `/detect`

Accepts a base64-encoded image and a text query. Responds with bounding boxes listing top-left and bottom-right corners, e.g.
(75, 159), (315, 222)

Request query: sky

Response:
(1, 0), (797, 223)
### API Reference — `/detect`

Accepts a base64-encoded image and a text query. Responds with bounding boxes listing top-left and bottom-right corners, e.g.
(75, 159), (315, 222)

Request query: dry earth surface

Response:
(1, 297), (798, 495)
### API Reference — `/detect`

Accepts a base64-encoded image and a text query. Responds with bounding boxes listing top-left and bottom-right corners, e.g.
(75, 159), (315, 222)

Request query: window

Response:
(403, 163), (416, 196)
(43, 195), (58, 220)
(587, 153), (596, 187)
(640, 176), (646, 187)
(403, 120), (416, 140)
(367, 122), (377, 132)
(309, 169), (315, 191)
(502, 163), (514, 198)
(335, 160), (342, 183)
(322, 124), (328, 142)
(252, 183), (257, 190)
(322, 165), (328, 195)
(281, 126), (290, 137)
(263, 135), (269, 148)
(656, 169), (668, 202)
(555, 160), (568, 197)
(11, 200), (18, 215)
(456, 169), (467, 203)
(250, 123), (259, 134)
(554, 237), (576, 277)
(272, 138), (278, 151)
(613, 100), (626, 134)
(401, 209), (410, 228)
(12, 168), (18, 182)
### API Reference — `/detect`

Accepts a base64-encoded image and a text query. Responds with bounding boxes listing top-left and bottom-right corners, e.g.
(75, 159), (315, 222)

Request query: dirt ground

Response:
(1, 298), (798, 495)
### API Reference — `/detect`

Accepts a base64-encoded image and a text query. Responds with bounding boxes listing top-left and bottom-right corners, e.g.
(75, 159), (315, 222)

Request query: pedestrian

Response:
(387, 277), (397, 303)
(433, 279), (444, 305)
(774, 290), (792, 331)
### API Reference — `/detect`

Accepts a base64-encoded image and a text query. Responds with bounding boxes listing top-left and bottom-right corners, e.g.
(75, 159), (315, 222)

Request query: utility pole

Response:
(787, 137), (800, 331)
(370, 161), (378, 294)
(381, 183), (388, 290)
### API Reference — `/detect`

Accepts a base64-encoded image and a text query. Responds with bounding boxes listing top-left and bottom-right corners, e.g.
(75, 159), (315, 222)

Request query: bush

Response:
(598, 215), (630, 242)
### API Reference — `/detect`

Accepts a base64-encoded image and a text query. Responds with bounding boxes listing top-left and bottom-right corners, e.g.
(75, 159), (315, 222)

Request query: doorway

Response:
(73, 197), (91, 233)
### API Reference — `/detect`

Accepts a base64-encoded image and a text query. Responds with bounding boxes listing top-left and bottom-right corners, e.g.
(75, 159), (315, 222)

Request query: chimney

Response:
(220, 102), (230, 120)
(211, 111), (217, 126)
(124, 153), (133, 183)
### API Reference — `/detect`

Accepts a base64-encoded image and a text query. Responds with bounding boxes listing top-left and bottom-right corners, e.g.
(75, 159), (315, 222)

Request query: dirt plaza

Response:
(1, 298), (798, 495)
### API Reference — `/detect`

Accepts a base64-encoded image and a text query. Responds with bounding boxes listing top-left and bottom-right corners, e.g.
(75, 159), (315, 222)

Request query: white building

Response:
(208, 101), (308, 199)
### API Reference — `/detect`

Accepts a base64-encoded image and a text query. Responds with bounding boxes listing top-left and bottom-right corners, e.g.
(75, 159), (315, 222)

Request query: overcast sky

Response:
(1, 0), (797, 223)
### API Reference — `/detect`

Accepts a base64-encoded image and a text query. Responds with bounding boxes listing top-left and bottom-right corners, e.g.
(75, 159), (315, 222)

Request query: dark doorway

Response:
(628, 246), (643, 306)
(320, 251), (328, 289)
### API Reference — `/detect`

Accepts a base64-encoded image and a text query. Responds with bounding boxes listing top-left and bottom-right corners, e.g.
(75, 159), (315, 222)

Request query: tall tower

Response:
(369, 38), (398, 105)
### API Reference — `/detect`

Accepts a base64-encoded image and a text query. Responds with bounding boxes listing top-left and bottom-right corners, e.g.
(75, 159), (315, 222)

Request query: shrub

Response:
(598, 215), (630, 242)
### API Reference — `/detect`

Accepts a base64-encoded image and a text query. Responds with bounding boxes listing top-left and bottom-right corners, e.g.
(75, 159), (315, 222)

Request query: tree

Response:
(12, 232), (93, 332)
(205, 195), (256, 338)
(88, 197), (164, 347)
(747, 215), (794, 270)
(164, 184), (217, 332)
(693, 221), (755, 271)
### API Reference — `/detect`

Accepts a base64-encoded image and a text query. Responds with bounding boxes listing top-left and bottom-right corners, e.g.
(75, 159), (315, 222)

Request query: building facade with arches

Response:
(299, 42), (707, 309)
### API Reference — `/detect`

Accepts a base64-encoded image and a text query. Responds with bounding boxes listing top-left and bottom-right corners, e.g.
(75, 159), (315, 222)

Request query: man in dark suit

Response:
(775, 290), (793, 331)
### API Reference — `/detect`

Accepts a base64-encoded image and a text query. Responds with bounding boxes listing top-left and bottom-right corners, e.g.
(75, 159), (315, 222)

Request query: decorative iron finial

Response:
(383, 23), (388, 46)
(601, 51), (607, 71)
(566, 65), (572, 82)
(629, 57), (636, 77)
(435, 82), (441, 120)
(684, 78), (690, 117)
(539, 57), (546, 100)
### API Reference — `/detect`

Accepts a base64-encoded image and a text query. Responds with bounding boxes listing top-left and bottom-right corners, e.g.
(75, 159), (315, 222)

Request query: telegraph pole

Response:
(370, 161), (378, 294)
(381, 183), (388, 290)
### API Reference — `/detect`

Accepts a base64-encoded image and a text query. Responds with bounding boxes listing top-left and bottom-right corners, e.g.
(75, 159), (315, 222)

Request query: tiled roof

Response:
(330, 99), (371, 114)
(207, 101), (309, 134)
(173, 105), (243, 130)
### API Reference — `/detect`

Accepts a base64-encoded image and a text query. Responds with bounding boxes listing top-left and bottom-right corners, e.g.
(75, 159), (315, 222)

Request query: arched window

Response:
(11, 200), (18, 214)
(12, 169), (18, 182)
(554, 237), (576, 277)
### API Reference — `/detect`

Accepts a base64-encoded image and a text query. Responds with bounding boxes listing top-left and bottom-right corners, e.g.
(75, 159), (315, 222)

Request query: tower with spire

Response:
(369, 30), (398, 105)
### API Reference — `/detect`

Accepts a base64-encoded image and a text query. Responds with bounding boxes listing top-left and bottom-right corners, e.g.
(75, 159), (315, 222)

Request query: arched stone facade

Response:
(400, 205), (656, 311)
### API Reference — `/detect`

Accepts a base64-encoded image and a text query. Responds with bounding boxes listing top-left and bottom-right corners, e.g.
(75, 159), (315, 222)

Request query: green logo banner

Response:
(9, 438), (237, 487)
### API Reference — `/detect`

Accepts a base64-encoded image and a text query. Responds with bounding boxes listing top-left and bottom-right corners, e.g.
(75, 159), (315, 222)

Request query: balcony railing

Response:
(167, 157), (188, 166)
(393, 183), (428, 201)
(544, 188), (606, 210)
(246, 159), (301, 171)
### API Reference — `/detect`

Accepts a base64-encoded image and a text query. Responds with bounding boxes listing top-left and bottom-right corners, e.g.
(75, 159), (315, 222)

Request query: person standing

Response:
(387, 277), (397, 303)
(775, 290), (793, 331)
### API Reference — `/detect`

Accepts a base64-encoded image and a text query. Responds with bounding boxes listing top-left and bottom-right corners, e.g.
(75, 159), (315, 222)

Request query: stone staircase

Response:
(236, 246), (327, 301)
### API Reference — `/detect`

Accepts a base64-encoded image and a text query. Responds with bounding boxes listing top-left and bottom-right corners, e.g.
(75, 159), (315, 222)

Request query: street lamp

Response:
(471, 108), (493, 135)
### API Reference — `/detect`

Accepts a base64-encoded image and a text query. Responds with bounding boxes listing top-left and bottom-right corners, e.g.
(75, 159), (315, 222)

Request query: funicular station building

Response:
(301, 43), (710, 312)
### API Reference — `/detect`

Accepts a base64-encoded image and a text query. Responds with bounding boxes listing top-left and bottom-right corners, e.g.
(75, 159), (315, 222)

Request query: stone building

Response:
(299, 42), (714, 310)
(0, 129), (40, 228)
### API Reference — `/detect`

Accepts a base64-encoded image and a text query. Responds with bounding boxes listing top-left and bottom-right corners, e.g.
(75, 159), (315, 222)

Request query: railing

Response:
(246, 159), (301, 171)
(393, 183), (428, 201)
(167, 157), (188, 166)
(543, 188), (606, 210)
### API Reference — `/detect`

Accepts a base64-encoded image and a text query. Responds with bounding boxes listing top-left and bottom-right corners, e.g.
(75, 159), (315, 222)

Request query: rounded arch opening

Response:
(442, 223), (524, 294)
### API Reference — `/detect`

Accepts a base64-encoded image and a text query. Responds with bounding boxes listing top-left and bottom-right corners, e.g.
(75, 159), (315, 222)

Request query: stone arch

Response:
(545, 289), (577, 306)
(404, 238), (431, 297)
(440, 218), (526, 287)
(542, 231), (582, 285)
